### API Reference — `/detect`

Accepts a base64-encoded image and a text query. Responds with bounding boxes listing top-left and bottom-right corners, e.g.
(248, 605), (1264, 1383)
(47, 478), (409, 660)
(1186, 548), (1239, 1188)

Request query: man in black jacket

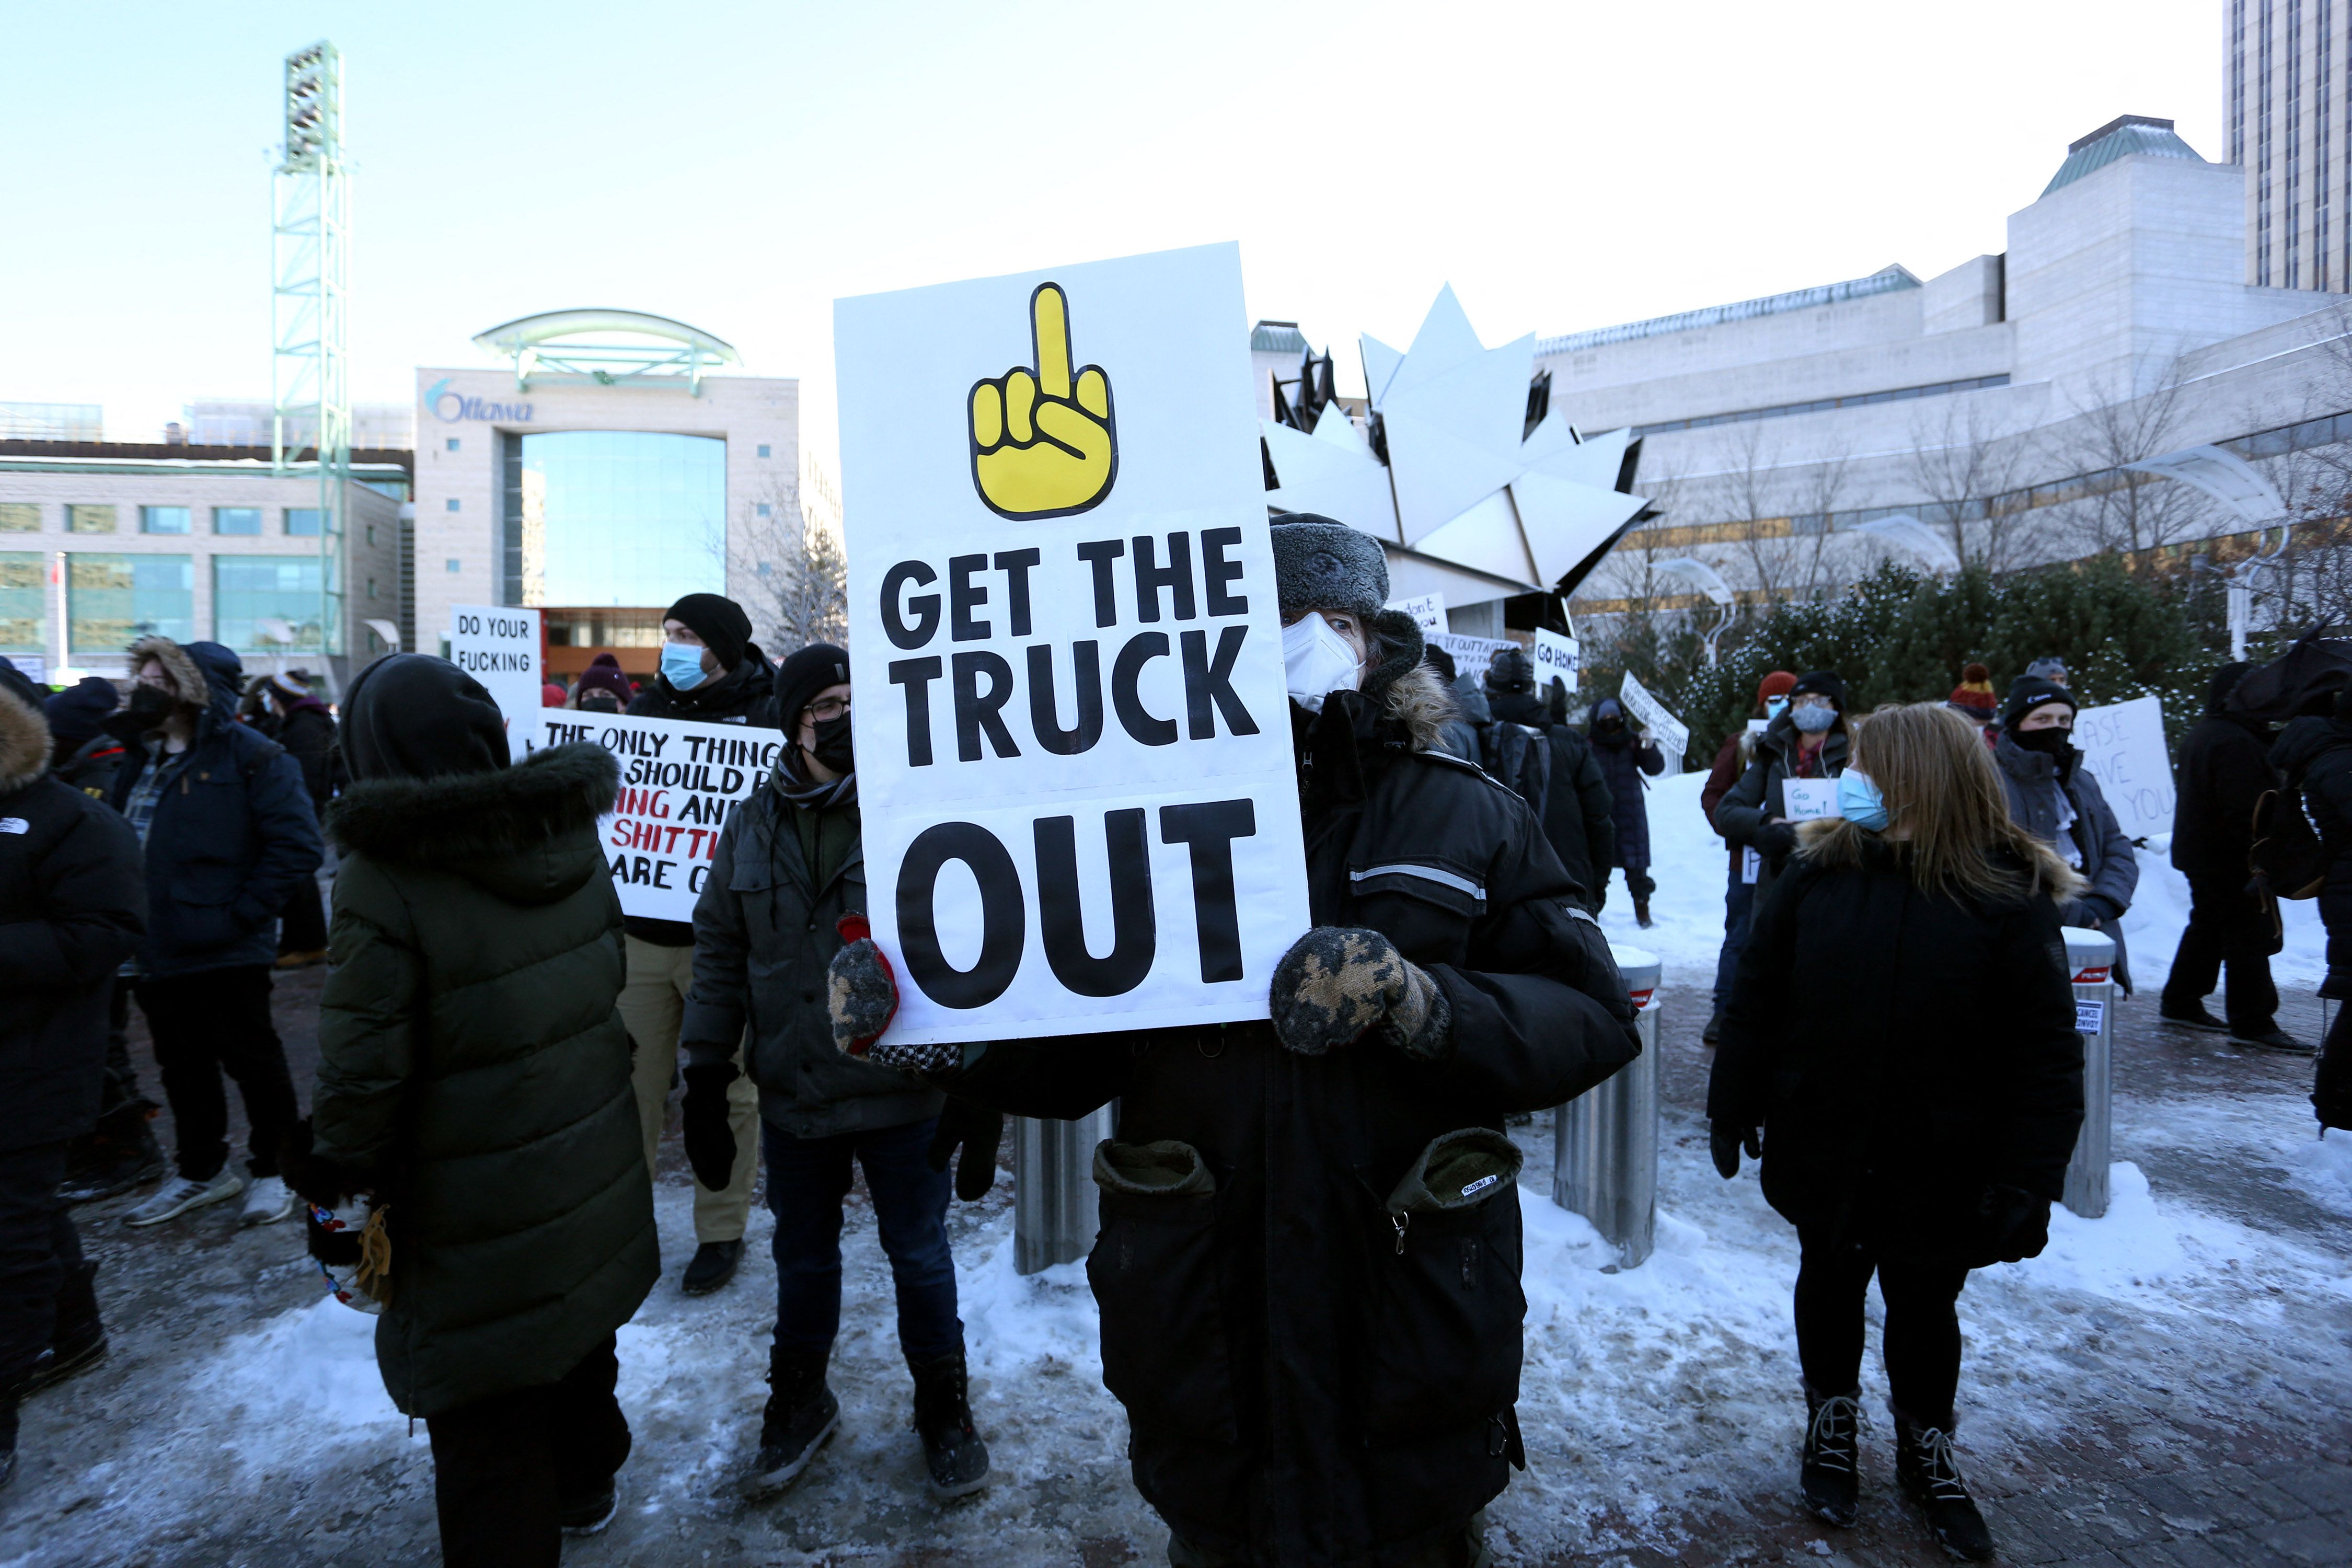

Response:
(1482, 647), (1615, 910)
(0, 669), (145, 1488)
(679, 643), (998, 1504)
(110, 637), (321, 1230)
(826, 517), (1642, 1566)
(2163, 663), (2302, 1048)
(259, 673), (338, 967)
(620, 593), (775, 1298)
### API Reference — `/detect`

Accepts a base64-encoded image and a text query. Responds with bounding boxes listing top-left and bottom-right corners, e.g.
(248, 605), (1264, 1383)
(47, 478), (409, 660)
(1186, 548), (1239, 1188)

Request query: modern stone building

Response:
(2227, 0), (2350, 291)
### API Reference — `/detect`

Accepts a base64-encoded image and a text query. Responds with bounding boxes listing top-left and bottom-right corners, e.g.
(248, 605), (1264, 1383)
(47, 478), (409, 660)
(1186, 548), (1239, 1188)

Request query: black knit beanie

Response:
(773, 643), (851, 730)
(663, 593), (752, 672)
(1790, 670), (1847, 712)
(2000, 674), (2077, 733)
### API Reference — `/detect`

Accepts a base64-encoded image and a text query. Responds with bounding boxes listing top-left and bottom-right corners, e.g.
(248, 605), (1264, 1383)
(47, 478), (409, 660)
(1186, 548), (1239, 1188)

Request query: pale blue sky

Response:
(3, 1), (2219, 462)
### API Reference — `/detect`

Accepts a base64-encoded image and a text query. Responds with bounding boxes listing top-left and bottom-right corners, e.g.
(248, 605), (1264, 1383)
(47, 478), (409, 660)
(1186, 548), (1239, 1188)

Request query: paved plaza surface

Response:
(0, 906), (2345, 1567)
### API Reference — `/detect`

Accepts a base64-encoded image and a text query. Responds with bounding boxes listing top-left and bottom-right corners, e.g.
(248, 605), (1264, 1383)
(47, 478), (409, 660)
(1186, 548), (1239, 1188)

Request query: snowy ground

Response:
(4, 775), (2347, 1566)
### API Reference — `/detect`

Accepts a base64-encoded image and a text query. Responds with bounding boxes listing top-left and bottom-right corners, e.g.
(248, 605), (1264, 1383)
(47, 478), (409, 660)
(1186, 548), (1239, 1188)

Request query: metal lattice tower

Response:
(271, 41), (350, 668)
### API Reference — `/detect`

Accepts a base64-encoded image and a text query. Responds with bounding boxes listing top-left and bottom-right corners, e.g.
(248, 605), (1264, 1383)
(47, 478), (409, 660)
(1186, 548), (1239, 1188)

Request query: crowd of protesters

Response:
(1, 561), (2346, 1567)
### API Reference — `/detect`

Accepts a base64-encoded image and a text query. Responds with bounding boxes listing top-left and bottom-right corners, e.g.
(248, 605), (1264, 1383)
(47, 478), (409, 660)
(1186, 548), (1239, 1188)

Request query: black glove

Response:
(1756, 823), (1801, 860)
(927, 1097), (1006, 1201)
(1710, 1122), (1761, 1180)
(1976, 1183), (2051, 1263)
(681, 1060), (740, 1193)
(279, 1119), (371, 1210)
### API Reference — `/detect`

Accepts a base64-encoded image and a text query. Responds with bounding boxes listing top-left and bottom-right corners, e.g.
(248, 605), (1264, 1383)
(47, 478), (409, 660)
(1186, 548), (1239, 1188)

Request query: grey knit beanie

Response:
(1271, 513), (1389, 620)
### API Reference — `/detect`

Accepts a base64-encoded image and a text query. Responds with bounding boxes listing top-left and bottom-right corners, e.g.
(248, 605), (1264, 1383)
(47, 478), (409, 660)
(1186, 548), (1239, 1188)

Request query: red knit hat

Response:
(1948, 662), (1998, 719)
(1756, 670), (1797, 708)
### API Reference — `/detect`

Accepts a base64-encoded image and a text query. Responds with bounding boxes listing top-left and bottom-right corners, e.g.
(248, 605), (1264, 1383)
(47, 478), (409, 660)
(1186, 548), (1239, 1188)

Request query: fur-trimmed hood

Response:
(126, 635), (214, 711)
(1377, 662), (1455, 754)
(328, 743), (619, 906)
(0, 686), (51, 794)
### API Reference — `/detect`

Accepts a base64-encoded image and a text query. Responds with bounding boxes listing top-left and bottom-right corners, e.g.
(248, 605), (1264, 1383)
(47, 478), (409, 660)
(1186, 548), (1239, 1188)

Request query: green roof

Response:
(1250, 320), (1308, 354)
(2043, 116), (2203, 195)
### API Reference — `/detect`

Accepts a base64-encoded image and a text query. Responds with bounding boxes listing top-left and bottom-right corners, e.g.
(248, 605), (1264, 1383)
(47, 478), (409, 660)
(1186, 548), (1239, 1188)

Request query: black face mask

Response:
(126, 685), (176, 727)
(809, 712), (855, 775)
(2012, 725), (2073, 756)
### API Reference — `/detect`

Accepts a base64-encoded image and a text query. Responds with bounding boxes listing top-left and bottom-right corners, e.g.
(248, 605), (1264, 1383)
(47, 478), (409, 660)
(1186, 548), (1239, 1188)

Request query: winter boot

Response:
(60, 1108), (166, 1206)
(1800, 1385), (1863, 1527)
(739, 1346), (838, 1501)
(909, 1348), (990, 1498)
(1894, 1408), (1994, 1561)
(557, 1484), (619, 1536)
(1634, 896), (1654, 929)
(27, 1261), (104, 1395)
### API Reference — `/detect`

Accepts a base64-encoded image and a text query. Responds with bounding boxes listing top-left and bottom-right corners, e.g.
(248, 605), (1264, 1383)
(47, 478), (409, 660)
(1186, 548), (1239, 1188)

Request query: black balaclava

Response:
(341, 654), (511, 781)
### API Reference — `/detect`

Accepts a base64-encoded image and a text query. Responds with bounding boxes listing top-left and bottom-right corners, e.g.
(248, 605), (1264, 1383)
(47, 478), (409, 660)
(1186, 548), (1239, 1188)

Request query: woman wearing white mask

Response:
(1715, 669), (1851, 906)
(825, 512), (1645, 1568)
(1707, 703), (2085, 1563)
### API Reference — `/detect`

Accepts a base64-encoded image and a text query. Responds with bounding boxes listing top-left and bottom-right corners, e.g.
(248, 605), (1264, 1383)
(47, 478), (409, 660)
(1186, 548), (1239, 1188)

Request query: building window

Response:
(757, 444), (771, 458)
(69, 553), (193, 650)
(446, 437), (461, 452)
(0, 504), (38, 534)
(365, 524), (376, 547)
(286, 508), (321, 537)
(140, 506), (191, 536)
(510, 430), (725, 612)
(213, 556), (324, 653)
(214, 506), (261, 536)
(367, 577), (379, 600)
(0, 553), (41, 652)
(756, 502), (773, 517)
(66, 505), (116, 535)
(446, 498), (462, 512)
(446, 558), (462, 573)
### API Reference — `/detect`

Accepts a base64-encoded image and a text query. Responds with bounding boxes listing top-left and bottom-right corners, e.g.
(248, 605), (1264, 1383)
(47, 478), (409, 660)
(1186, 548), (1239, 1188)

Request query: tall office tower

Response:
(2229, 0), (2351, 291)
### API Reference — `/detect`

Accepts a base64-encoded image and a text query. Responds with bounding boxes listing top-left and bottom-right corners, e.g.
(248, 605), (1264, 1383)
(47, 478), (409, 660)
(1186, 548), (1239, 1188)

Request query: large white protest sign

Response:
(449, 605), (543, 739)
(1386, 592), (1446, 633)
(521, 711), (778, 923)
(2070, 695), (2174, 843)
(1531, 628), (1579, 693)
(837, 243), (1312, 1046)
(1619, 670), (1690, 774)
(1431, 631), (1513, 684)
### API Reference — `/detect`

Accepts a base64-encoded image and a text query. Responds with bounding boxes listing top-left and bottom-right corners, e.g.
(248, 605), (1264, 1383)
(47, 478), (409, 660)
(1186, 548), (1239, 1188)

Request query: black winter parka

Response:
(2171, 688), (2277, 885)
(1714, 713), (1849, 905)
(2274, 716), (2352, 997)
(0, 689), (145, 1152)
(1708, 837), (2084, 1260)
(939, 663), (1643, 1566)
(1486, 688), (1615, 905)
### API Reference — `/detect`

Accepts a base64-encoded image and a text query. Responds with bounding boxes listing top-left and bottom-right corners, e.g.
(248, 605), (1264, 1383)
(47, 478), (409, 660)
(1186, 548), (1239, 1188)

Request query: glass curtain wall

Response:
(214, 556), (324, 653)
(0, 554), (42, 652)
(69, 555), (193, 649)
(504, 431), (725, 608)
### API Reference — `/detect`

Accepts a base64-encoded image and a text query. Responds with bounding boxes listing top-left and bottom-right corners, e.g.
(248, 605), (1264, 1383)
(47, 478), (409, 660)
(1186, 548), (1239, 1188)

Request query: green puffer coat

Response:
(310, 742), (656, 1418)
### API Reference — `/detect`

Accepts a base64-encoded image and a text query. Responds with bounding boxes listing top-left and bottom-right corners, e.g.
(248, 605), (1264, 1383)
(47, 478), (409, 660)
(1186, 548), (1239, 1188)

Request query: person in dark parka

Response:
(1710, 702), (2084, 1562)
(828, 516), (1644, 1568)
(1991, 676), (2141, 998)
(2162, 663), (2299, 1046)
(1483, 647), (1616, 912)
(293, 654), (655, 1565)
(0, 672), (144, 1489)
(42, 678), (129, 799)
(1715, 670), (1850, 908)
(622, 593), (773, 1296)
(110, 637), (321, 1230)
(1585, 696), (1666, 925)
(1699, 670), (1796, 1043)
(2272, 696), (2352, 1128)
(259, 673), (338, 966)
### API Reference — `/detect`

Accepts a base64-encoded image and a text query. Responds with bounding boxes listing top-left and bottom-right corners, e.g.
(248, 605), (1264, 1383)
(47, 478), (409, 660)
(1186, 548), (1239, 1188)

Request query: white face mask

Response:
(1283, 612), (1364, 711)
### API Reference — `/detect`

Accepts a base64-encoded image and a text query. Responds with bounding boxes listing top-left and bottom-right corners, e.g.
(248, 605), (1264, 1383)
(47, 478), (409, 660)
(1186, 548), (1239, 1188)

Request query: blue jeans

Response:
(1712, 855), (1756, 1007)
(762, 1115), (962, 1364)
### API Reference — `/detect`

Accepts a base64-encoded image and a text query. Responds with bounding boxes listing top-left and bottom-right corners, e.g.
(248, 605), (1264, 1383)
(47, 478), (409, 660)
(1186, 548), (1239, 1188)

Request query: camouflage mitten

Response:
(1268, 926), (1451, 1058)
(829, 915), (957, 1074)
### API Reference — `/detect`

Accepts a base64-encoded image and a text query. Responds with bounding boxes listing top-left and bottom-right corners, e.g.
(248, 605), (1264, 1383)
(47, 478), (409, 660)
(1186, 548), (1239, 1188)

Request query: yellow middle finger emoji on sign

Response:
(967, 283), (1119, 519)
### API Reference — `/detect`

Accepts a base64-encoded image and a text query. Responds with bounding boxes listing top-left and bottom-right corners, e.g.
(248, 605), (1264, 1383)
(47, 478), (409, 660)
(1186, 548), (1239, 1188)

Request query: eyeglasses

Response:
(805, 697), (850, 722)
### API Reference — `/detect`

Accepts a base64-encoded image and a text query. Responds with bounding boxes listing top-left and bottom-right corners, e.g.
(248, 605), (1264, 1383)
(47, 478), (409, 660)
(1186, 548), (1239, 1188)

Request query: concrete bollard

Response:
(2060, 926), (2118, 1219)
(1555, 942), (1662, 1267)
(1013, 1104), (1117, 1275)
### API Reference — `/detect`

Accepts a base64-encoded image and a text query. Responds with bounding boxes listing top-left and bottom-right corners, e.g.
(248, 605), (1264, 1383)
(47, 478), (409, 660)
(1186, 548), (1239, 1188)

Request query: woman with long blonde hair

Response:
(1708, 702), (2086, 1562)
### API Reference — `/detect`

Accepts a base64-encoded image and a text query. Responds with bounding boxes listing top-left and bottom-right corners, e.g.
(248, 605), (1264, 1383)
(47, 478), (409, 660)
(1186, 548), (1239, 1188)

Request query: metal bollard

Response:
(2060, 926), (2117, 1219)
(1013, 1105), (1117, 1275)
(1555, 943), (1662, 1267)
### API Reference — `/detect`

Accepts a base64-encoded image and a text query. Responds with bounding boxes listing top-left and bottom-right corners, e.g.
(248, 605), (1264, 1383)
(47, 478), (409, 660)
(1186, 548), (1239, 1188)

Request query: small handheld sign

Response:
(1781, 778), (1841, 822)
(448, 605), (542, 739)
(836, 243), (1313, 1046)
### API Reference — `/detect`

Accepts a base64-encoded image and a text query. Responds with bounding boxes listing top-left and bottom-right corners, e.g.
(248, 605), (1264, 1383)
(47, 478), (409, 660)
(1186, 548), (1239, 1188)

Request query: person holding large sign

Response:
(831, 519), (1644, 1567)
(676, 643), (998, 1504)
(618, 592), (776, 1299)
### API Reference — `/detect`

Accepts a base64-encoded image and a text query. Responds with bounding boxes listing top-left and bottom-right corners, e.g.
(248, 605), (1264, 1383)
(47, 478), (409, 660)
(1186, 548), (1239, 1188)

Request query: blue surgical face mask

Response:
(1792, 701), (1837, 733)
(661, 642), (709, 691)
(1765, 696), (1789, 721)
(1837, 770), (1890, 831)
